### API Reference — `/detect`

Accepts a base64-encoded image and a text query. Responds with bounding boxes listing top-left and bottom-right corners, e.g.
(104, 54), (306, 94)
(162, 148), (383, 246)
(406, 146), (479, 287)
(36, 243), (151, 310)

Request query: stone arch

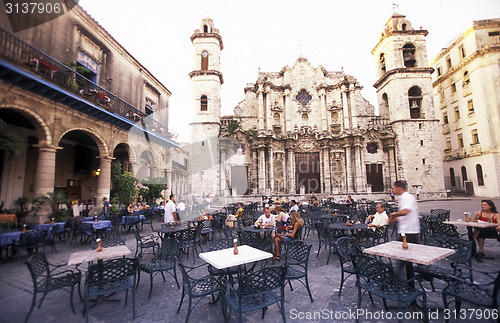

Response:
(0, 104), (52, 146)
(112, 142), (137, 173)
(112, 142), (137, 163)
(136, 149), (156, 180)
(57, 127), (109, 157)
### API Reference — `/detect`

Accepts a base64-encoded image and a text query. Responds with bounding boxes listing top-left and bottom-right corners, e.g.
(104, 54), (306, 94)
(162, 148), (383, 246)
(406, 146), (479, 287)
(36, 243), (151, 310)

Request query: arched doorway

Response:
(136, 150), (155, 182)
(113, 143), (132, 173)
(55, 130), (102, 205)
(0, 108), (47, 209)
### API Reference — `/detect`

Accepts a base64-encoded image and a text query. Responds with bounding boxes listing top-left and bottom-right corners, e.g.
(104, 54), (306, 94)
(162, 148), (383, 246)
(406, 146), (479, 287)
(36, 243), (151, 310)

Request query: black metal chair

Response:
(429, 222), (463, 238)
(17, 230), (46, 260)
(314, 222), (336, 264)
(430, 209), (451, 221)
(222, 265), (287, 323)
(174, 228), (199, 264)
(352, 255), (428, 323)
(122, 215), (140, 233)
(237, 230), (272, 252)
(284, 240), (314, 302)
(358, 225), (389, 248)
(334, 237), (362, 297)
(90, 238), (126, 250)
(133, 229), (159, 257)
(207, 238), (241, 280)
(177, 260), (225, 323)
(415, 235), (473, 291)
(138, 237), (179, 298)
(25, 253), (81, 323)
(84, 257), (138, 323)
(71, 222), (94, 244)
(442, 266), (500, 323)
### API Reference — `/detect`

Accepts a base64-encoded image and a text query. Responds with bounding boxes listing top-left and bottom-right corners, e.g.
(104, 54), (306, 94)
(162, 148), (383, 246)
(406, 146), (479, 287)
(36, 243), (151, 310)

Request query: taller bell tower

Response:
(188, 18), (223, 196)
(372, 13), (445, 196)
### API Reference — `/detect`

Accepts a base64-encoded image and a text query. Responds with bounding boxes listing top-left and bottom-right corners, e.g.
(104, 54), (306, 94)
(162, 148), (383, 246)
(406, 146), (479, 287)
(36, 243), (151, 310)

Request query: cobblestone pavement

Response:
(0, 198), (499, 323)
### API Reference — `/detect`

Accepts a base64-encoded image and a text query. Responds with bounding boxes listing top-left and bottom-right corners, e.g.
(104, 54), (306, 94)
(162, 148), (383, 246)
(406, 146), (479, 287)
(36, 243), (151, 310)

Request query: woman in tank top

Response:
(472, 200), (500, 258)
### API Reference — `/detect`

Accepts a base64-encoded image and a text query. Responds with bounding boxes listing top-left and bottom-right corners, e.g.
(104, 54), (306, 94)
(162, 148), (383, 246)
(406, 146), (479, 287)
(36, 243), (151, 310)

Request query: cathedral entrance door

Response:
(295, 152), (320, 194)
(366, 164), (384, 192)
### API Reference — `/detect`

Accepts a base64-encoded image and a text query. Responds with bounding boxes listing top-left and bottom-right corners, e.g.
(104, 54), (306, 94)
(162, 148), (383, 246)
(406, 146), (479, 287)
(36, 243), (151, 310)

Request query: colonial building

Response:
(431, 19), (500, 197)
(0, 4), (178, 216)
(190, 15), (446, 197)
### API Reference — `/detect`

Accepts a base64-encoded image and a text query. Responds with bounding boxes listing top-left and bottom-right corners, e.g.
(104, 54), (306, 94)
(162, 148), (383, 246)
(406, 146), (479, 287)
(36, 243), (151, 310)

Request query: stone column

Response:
(33, 146), (58, 197)
(258, 147), (266, 193)
(354, 144), (364, 192)
(220, 147), (227, 196)
(341, 86), (351, 130)
(96, 156), (113, 206)
(268, 147), (274, 193)
(265, 88), (271, 131)
(344, 145), (353, 192)
(258, 90), (264, 129)
(323, 146), (331, 193)
(284, 148), (289, 193)
(288, 149), (295, 194)
(320, 90), (327, 132)
(284, 89), (291, 133)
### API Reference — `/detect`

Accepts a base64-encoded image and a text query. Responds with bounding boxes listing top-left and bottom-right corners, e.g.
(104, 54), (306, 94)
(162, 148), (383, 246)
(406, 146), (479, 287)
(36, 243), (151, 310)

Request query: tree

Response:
(0, 119), (25, 160)
(111, 163), (138, 205)
(139, 177), (166, 204)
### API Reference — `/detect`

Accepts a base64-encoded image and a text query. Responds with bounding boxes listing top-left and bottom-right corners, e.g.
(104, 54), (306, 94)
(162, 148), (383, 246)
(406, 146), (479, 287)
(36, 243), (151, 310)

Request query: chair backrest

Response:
(123, 216), (139, 226)
(91, 238), (126, 250)
(174, 228), (195, 242)
(208, 238), (232, 251)
(238, 265), (286, 296)
(80, 222), (94, 234)
(335, 237), (362, 265)
(285, 240), (311, 264)
(430, 209), (451, 221)
(237, 230), (262, 248)
(19, 230), (45, 247)
(352, 254), (399, 292)
(430, 222), (459, 238)
(424, 235), (472, 265)
(87, 258), (138, 285)
(25, 253), (49, 284)
(159, 238), (179, 259)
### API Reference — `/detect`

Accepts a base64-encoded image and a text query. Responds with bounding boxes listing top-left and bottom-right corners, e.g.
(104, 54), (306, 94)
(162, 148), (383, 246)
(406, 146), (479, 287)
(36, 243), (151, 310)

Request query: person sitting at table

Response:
(289, 200), (299, 212)
(254, 207), (276, 228)
(472, 200), (500, 258)
(134, 202), (142, 212)
(274, 206), (289, 231)
(126, 203), (134, 215)
(346, 195), (355, 207)
(225, 202), (244, 226)
(365, 203), (389, 231)
(272, 211), (303, 260)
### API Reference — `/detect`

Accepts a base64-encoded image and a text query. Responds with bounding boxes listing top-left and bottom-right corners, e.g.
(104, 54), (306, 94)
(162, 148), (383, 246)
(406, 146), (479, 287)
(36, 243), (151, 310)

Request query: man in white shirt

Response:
(389, 181), (420, 243)
(366, 203), (389, 231)
(289, 200), (299, 212)
(254, 207), (276, 227)
(164, 194), (178, 223)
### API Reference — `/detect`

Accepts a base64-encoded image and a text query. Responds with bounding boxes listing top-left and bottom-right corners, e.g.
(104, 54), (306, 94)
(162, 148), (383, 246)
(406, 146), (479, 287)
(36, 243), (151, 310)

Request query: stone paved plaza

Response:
(0, 198), (499, 323)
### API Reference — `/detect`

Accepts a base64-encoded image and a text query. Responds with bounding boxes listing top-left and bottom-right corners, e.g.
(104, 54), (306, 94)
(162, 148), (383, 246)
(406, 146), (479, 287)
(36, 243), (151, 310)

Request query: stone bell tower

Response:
(188, 18), (223, 196)
(372, 13), (445, 196)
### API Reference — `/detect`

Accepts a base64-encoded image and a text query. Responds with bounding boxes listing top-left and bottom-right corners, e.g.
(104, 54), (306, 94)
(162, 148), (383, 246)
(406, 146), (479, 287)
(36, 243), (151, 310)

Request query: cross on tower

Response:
(392, 3), (399, 12)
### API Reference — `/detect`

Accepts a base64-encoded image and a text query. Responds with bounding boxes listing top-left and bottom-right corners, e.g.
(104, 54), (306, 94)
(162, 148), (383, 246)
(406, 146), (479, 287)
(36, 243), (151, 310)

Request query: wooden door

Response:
(295, 152), (321, 194)
(366, 164), (384, 192)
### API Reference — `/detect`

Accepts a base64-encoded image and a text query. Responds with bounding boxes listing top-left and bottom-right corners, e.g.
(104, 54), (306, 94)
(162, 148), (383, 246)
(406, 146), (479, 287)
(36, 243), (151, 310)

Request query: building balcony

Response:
(0, 28), (177, 147)
(442, 124), (450, 134)
(462, 84), (472, 96)
(468, 144), (482, 156)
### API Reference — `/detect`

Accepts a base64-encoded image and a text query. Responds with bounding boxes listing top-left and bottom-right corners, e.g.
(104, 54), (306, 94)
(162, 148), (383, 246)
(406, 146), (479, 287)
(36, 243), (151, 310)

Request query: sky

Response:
(79, 0), (499, 142)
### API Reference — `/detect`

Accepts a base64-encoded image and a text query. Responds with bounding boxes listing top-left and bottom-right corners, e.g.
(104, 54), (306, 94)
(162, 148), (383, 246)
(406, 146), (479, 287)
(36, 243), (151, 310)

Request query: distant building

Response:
(189, 15), (445, 198)
(0, 4), (178, 216)
(431, 19), (500, 197)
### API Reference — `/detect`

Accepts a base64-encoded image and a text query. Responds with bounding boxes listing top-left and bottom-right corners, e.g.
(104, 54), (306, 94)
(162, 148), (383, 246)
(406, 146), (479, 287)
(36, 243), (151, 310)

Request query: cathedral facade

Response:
(189, 15), (446, 198)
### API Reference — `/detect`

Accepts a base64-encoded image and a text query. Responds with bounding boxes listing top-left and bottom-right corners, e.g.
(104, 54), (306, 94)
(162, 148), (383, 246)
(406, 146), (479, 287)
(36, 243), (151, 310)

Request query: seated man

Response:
(254, 207), (276, 228)
(225, 202), (244, 227)
(365, 203), (389, 230)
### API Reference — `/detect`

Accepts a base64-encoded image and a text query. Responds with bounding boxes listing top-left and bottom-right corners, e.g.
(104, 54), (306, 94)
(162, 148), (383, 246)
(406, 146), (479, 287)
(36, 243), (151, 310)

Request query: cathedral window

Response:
(200, 95), (208, 111)
(331, 111), (338, 122)
(296, 89), (312, 106)
(446, 56), (452, 69)
(471, 129), (479, 145)
(408, 86), (422, 119)
(476, 164), (484, 186)
(379, 53), (386, 73)
(449, 168), (456, 187)
(457, 133), (464, 148)
(367, 142), (378, 154)
(459, 45), (466, 59)
(467, 99), (474, 114)
(462, 71), (470, 87)
(443, 111), (449, 124)
(203, 25), (209, 33)
(274, 113), (280, 124)
(402, 43), (416, 68)
(201, 51), (209, 70)
(302, 113), (309, 121)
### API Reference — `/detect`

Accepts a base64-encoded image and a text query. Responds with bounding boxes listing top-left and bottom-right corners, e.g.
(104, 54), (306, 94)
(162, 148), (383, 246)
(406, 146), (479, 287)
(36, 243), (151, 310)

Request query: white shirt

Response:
(397, 192), (420, 234)
(290, 205), (299, 212)
(255, 214), (276, 226)
(178, 202), (186, 211)
(164, 200), (176, 223)
(370, 211), (389, 230)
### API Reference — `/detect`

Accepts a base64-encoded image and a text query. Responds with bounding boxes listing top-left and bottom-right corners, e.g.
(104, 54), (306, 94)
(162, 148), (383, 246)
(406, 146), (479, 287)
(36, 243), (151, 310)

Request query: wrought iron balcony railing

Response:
(0, 28), (174, 140)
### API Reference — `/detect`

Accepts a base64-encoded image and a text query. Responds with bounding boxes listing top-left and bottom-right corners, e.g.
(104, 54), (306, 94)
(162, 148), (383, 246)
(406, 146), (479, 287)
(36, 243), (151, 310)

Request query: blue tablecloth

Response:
(121, 215), (146, 225)
(82, 221), (111, 235)
(0, 231), (22, 247)
(34, 222), (66, 238)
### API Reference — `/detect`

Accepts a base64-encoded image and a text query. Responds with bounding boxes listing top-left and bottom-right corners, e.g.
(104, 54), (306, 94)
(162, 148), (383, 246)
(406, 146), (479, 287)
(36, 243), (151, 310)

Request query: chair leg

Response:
(173, 268), (180, 289)
(442, 293), (450, 323)
(185, 297), (193, 323)
(24, 291), (37, 323)
(177, 288), (186, 314)
(37, 292), (47, 308)
(288, 280), (294, 291)
(136, 271), (141, 289)
(160, 271), (166, 282)
(131, 286), (136, 319)
(69, 286), (76, 315)
(149, 273), (154, 298)
(305, 274), (314, 303)
(339, 270), (345, 296)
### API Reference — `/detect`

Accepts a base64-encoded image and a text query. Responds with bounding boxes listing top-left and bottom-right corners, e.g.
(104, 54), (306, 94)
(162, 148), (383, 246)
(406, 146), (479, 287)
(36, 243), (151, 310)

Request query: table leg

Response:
(404, 261), (415, 288)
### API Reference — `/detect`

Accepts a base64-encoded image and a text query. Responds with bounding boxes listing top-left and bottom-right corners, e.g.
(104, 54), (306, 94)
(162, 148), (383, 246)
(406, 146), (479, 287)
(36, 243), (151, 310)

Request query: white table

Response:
(199, 245), (272, 270)
(444, 221), (498, 228)
(363, 241), (455, 287)
(68, 245), (131, 265)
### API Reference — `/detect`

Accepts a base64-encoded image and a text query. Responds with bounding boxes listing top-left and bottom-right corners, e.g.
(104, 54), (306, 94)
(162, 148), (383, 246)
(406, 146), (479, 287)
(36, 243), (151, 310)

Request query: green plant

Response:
(111, 163), (139, 204)
(139, 177), (166, 203)
(46, 191), (69, 212)
(15, 197), (28, 210)
(0, 119), (25, 160)
(227, 120), (240, 134)
(53, 209), (71, 222)
(245, 129), (258, 137)
(31, 195), (48, 215)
